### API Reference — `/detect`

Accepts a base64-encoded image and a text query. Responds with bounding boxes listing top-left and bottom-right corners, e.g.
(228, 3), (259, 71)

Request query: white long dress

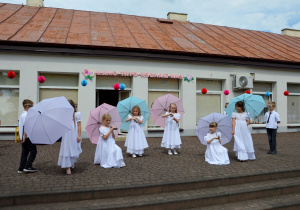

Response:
(58, 120), (80, 168)
(232, 112), (256, 161)
(75, 112), (82, 155)
(94, 126), (125, 168)
(204, 132), (230, 165)
(161, 112), (182, 149)
(124, 115), (149, 155)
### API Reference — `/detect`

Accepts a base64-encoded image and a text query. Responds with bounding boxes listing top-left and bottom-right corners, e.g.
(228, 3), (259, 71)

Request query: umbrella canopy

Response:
(150, 94), (185, 128)
(117, 96), (150, 131)
(225, 94), (266, 118)
(85, 103), (122, 144)
(24, 96), (74, 144)
(195, 112), (232, 145)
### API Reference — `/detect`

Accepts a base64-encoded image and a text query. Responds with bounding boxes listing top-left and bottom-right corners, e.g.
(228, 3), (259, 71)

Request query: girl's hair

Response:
(235, 101), (245, 112)
(22, 99), (34, 108)
(209, 122), (218, 128)
(68, 99), (76, 125)
(131, 105), (141, 116)
(74, 102), (78, 112)
(68, 100), (76, 112)
(168, 103), (177, 113)
(101, 114), (111, 122)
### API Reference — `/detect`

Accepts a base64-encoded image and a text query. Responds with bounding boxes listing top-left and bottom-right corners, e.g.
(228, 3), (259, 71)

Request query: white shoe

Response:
(173, 150), (178, 155)
(132, 154), (136, 158)
(138, 154), (142, 157)
(122, 163), (126, 167)
(168, 150), (173, 155)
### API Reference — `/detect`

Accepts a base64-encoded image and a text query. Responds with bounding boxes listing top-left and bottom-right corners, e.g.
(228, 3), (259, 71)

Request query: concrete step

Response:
(2, 176), (300, 209)
(1, 169), (300, 208)
(188, 193), (300, 210)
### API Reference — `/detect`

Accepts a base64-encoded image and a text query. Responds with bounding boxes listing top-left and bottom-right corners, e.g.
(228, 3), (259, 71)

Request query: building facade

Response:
(0, 3), (300, 139)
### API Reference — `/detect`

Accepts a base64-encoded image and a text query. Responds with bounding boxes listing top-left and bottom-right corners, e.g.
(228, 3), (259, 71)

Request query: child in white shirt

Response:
(265, 102), (280, 154)
(18, 99), (37, 173)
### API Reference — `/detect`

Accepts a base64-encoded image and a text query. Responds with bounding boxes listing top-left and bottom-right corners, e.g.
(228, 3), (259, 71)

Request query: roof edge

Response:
(0, 41), (300, 70)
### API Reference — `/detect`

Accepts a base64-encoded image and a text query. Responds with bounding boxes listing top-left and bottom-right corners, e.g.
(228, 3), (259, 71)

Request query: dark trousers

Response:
(266, 128), (277, 151)
(19, 138), (37, 170)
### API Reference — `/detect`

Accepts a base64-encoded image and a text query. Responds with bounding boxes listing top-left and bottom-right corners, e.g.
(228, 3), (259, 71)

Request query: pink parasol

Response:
(85, 103), (122, 144)
(150, 94), (185, 128)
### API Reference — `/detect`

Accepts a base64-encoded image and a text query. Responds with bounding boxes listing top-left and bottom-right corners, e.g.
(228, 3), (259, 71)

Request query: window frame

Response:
(195, 79), (223, 125)
(0, 71), (20, 128)
(148, 78), (180, 130)
(287, 83), (300, 124)
(38, 72), (79, 102)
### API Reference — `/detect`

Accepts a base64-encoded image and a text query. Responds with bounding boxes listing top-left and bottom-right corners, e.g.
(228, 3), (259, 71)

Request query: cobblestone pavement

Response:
(0, 132), (299, 197)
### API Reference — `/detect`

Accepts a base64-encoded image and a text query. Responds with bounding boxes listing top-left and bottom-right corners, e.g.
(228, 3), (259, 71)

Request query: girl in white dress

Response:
(161, 103), (182, 155)
(57, 100), (80, 175)
(204, 122), (230, 165)
(94, 114), (126, 168)
(232, 101), (256, 161)
(124, 106), (149, 158)
(75, 104), (82, 155)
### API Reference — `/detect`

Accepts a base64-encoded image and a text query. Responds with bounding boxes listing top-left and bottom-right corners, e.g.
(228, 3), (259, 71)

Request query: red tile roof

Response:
(1, 3), (300, 63)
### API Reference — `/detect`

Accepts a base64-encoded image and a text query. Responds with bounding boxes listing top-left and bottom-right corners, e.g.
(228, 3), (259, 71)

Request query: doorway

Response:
(96, 90), (130, 107)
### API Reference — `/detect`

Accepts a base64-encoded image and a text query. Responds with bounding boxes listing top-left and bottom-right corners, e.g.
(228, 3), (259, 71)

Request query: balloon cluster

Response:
(113, 83), (126, 90)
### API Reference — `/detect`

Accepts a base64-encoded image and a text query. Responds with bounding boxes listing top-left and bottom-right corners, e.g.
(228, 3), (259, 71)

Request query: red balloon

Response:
(224, 90), (229, 95)
(113, 83), (120, 90)
(7, 71), (16, 79)
(201, 88), (207, 94)
(38, 76), (46, 83)
(245, 90), (251, 94)
(284, 91), (289, 96)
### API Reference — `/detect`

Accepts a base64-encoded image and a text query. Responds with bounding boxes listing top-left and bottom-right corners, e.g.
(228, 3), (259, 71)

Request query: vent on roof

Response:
(26, 0), (44, 7)
(167, 12), (187, 22)
(157, 18), (173, 24)
(281, 28), (300, 38)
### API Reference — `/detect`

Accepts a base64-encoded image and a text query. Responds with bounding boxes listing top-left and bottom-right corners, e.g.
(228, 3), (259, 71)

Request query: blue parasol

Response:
(225, 94), (266, 118)
(117, 96), (150, 131)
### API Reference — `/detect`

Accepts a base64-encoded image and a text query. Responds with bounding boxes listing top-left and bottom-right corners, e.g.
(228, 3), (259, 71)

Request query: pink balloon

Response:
(38, 76), (46, 83)
(224, 90), (229, 95)
(113, 83), (120, 90)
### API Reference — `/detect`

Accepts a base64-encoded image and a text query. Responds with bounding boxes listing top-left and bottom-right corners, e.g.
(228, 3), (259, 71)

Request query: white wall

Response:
(1, 53), (300, 140)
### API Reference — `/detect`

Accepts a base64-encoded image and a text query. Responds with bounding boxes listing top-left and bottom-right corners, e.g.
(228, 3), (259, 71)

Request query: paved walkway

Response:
(0, 132), (300, 197)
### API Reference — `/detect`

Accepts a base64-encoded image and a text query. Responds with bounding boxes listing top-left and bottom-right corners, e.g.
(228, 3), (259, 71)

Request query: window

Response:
(287, 84), (300, 124)
(39, 73), (79, 103)
(251, 82), (272, 124)
(148, 78), (179, 128)
(196, 80), (222, 122)
(0, 71), (19, 126)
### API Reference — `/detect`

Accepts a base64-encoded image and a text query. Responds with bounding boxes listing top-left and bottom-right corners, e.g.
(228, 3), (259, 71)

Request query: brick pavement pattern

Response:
(0, 132), (300, 197)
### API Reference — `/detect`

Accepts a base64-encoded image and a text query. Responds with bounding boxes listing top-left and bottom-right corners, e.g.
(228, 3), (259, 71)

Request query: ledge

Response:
(287, 124), (300, 128)
(148, 128), (184, 132)
(0, 127), (17, 133)
(250, 124), (266, 129)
